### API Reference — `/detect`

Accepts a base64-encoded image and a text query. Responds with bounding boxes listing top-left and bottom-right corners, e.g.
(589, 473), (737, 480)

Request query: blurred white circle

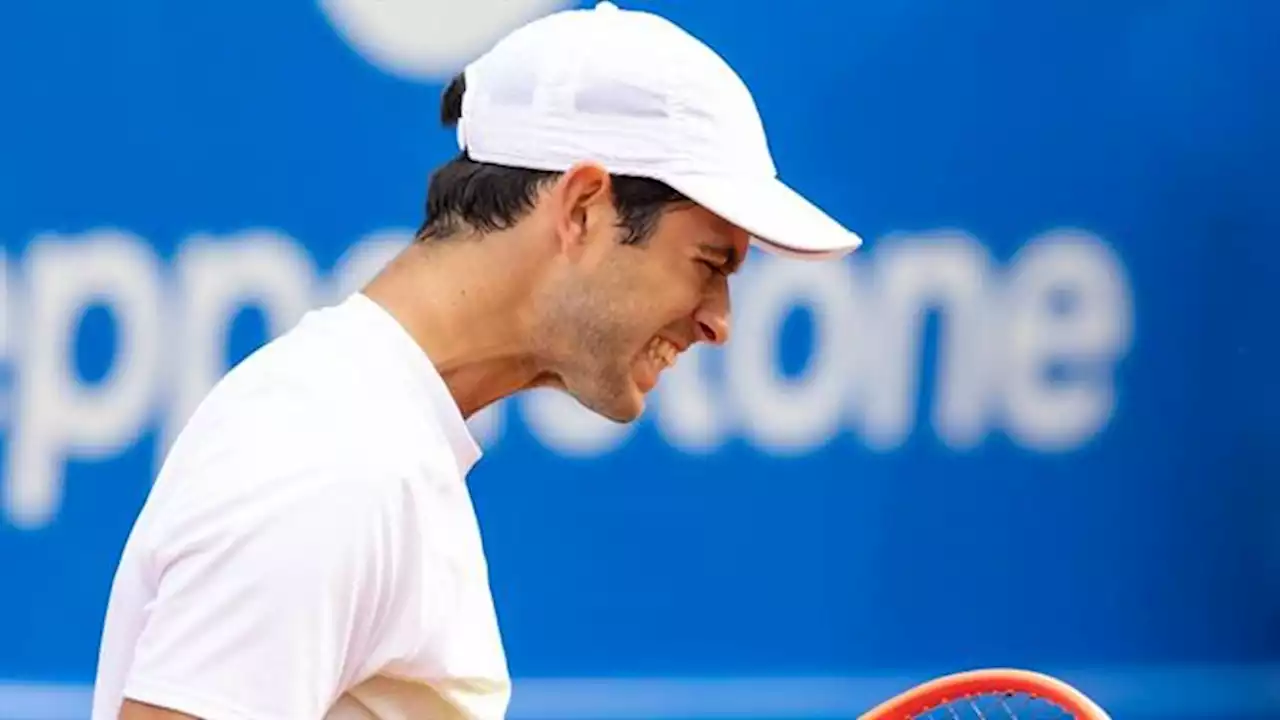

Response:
(318, 0), (573, 81)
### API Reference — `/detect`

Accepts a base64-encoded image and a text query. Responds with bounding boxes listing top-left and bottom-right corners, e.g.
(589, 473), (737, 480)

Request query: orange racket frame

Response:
(858, 668), (1112, 719)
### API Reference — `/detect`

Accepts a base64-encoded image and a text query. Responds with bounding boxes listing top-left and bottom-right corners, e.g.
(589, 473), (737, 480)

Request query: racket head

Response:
(858, 668), (1111, 720)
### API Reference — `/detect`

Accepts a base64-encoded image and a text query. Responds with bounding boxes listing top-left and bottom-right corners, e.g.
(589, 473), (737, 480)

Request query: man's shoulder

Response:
(186, 306), (406, 439)
(154, 298), (467, 512)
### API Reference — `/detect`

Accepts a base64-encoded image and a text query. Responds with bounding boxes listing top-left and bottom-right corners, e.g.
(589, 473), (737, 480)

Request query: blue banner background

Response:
(2, 1), (1278, 718)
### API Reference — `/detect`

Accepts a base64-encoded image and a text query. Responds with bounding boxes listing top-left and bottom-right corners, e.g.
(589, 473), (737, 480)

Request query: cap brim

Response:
(661, 173), (862, 260)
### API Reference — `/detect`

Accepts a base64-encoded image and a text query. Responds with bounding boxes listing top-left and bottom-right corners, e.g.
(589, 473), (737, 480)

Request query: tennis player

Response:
(91, 3), (861, 719)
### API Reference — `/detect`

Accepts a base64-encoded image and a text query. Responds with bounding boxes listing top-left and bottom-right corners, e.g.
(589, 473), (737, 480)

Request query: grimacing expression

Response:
(539, 188), (748, 423)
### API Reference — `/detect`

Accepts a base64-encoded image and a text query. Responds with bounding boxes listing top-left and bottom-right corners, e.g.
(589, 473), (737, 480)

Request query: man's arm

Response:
(110, 473), (417, 720)
(119, 699), (201, 720)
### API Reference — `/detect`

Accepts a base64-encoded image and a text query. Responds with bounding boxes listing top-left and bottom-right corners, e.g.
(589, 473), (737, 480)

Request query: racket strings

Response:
(915, 691), (1075, 720)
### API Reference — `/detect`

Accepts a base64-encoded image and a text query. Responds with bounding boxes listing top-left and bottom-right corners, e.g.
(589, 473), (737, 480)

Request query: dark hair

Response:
(416, 73), (687, 245)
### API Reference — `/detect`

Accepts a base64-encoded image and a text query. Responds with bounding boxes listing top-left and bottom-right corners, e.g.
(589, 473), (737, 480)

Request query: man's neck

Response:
(362, 238), (546, 418)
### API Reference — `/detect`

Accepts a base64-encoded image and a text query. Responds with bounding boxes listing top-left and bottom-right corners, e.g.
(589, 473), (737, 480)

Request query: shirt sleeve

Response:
(119, 473), (419, 720)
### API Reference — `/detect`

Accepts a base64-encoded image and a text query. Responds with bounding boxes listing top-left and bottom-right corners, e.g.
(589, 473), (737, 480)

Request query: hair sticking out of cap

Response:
(441, 73), (466, 128)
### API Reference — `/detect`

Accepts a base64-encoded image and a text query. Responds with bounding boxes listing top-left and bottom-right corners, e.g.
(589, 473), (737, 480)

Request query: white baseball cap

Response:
(455, 1), (862, 260)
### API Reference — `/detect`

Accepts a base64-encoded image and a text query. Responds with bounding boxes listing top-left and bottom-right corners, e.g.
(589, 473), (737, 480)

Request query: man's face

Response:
(534, 175), (748, 423)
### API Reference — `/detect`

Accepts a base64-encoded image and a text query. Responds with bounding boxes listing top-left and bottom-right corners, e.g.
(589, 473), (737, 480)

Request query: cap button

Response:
(595, 1), (619, 11)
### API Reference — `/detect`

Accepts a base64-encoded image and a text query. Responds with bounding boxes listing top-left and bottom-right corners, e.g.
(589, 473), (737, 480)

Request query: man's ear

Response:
(550, 162), (615, 258)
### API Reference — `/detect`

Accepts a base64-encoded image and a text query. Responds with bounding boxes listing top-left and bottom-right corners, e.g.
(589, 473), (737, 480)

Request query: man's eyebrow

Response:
(700, 242), (743, 273)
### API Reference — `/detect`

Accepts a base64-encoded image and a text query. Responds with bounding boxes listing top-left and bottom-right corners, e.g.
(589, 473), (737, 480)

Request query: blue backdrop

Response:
(2, 2), (1278, 719)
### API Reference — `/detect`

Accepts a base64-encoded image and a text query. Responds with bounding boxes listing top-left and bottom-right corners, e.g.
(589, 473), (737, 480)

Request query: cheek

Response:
(640, 273), (700, 325)
(591, 252), (701, 337)
(671, 271), (710, 316)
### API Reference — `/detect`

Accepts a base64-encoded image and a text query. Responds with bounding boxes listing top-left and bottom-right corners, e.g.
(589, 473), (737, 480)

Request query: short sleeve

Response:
(120, 474), (418, 720)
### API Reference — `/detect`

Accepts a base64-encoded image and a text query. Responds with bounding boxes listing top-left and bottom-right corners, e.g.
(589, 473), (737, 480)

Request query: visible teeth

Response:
(650, 338), (678, 368)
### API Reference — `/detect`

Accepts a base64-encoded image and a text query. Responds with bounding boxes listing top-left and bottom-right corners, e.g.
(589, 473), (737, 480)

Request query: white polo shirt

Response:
(91, 292), (510, 720)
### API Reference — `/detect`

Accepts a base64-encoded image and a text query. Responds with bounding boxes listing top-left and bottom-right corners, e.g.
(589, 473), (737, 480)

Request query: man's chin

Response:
(567, 380), (647, 425)
(591, 391), (646, 424)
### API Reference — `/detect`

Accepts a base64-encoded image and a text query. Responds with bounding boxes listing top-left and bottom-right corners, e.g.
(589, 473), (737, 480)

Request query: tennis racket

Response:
(859, 668), (1111, 719)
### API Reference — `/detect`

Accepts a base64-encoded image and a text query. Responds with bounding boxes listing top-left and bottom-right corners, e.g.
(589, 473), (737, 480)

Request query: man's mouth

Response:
(633, 336), (683, 393)
(646, 336), (680, 370)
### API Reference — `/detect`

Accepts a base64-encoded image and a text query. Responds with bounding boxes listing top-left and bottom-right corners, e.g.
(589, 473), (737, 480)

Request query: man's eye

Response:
(700, 259), (725, 276)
